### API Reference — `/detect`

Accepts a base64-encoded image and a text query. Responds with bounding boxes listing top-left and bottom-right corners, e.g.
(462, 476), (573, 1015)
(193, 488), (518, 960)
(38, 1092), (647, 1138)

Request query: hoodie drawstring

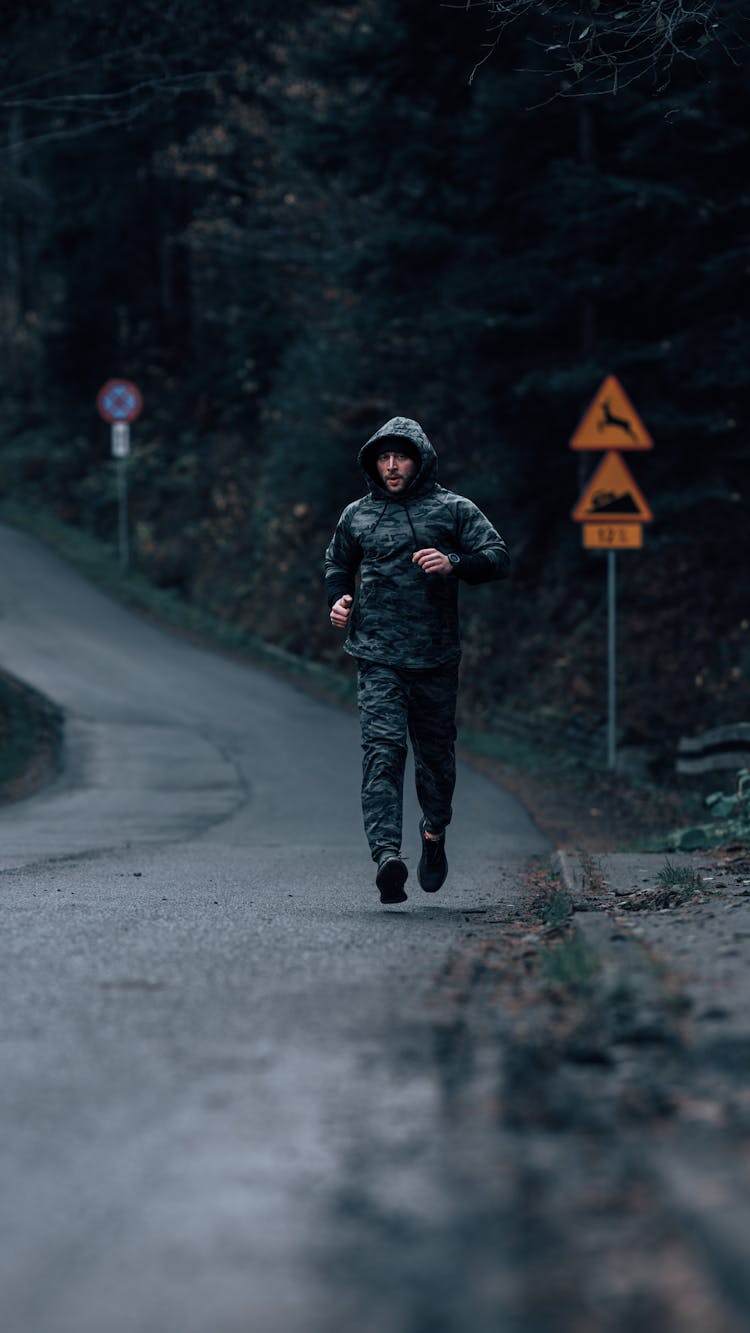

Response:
(370, 502), (389, 536)
(368, 499), (420, 550)
(404, 505), (420, 550)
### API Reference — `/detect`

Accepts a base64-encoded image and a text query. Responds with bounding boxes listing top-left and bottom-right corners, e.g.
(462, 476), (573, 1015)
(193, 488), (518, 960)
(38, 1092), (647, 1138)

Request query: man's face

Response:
(376, 449), (418, 494)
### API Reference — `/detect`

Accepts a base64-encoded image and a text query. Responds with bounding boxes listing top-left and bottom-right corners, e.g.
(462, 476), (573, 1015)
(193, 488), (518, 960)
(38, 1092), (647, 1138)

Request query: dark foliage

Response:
(0, 0), (748, 763)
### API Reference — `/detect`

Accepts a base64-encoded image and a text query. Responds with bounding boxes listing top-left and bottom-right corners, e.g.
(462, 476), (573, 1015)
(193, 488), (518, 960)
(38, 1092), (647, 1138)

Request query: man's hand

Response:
(412, 548), (452, 576)
(330, 594), (353, 629)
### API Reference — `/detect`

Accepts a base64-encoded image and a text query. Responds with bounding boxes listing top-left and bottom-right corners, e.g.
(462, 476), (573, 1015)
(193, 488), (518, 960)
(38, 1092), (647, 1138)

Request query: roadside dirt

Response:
(462, 747), (698, 851)
(422, 847), (750, 1331)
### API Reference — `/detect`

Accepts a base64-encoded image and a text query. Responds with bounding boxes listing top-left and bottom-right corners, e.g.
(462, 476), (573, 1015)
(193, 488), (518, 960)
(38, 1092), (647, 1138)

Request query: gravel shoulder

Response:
(424, 845), (750, 1331)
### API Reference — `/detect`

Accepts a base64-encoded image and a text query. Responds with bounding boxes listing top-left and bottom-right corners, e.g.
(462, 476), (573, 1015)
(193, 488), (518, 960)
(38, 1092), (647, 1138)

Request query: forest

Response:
(0, 0), (748, 791)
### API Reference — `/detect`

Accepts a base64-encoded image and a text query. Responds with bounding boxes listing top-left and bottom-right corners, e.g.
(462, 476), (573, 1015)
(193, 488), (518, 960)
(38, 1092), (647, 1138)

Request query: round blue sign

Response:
(96, 379), (143, 424)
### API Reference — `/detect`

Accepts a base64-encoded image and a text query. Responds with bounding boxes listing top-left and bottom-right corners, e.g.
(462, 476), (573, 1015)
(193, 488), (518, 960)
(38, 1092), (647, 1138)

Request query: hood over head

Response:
(358, 417), (438, 500)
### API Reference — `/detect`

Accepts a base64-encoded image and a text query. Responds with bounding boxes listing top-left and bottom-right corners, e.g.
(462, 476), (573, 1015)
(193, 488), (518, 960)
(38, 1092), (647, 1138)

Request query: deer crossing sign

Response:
(570, 377), (653, 550)
(569, 375), (653, 451)
(567, 377), (655, 771)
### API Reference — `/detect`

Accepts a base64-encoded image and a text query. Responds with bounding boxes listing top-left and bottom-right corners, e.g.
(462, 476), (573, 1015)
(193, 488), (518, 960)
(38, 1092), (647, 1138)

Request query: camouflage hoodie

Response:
(324, 417), (510, 669)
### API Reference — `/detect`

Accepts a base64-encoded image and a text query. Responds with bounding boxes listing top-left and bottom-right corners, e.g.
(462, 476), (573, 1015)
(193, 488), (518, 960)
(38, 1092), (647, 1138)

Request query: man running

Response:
(325, 417), (509, 904)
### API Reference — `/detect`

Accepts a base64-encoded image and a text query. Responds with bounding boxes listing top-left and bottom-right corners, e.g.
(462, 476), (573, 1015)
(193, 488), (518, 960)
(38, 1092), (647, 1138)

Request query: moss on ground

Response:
(0, 670), (63, 801)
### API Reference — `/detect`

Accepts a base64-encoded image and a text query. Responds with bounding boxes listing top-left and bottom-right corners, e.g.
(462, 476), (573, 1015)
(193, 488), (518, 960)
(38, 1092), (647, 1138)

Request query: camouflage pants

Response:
(357, 660), (458, 863)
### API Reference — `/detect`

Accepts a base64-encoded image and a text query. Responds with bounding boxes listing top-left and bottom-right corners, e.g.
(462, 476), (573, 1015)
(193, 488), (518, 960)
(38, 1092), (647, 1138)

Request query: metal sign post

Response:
(96, 380), (142, 573)
(116, 458), (129, 568)
(569, 377), (654, 772)
(111, 423), (131, 568)
(607, 550), (617, 771)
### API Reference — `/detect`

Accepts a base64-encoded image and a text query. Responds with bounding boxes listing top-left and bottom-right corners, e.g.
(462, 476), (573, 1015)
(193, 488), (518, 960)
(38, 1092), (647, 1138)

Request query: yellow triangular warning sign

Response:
(570, 375), (653, 451)
(572, 451), (653, 523)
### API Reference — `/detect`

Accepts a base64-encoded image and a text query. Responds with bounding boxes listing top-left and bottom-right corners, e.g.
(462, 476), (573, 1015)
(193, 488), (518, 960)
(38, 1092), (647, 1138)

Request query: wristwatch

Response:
(448, 553), (461, 570)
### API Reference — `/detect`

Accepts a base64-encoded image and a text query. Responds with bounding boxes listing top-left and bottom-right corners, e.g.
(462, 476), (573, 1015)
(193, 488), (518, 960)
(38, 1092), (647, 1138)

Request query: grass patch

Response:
(619, 858), (706, 911)
(526, 853), (576, 926)
(541, 930), (599, 995)
(542, 889), (574, 929)
(656, 859), (705, 893)
(577, 848), (608, 895)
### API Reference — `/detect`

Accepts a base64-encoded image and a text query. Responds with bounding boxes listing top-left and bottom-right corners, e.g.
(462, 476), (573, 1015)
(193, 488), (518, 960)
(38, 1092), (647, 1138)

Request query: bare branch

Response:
(1, 70), (227, 114)
(448, 0), (748, 94)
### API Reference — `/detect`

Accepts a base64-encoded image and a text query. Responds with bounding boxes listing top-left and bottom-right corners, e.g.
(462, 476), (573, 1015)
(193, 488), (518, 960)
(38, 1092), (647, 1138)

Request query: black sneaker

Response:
(418, 818), (448, 893)
(376, 854), (408, 904)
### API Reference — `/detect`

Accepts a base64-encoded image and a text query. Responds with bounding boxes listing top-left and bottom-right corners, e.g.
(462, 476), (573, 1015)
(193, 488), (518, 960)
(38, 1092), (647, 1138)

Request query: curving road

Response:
(0, 522), (546, 1333)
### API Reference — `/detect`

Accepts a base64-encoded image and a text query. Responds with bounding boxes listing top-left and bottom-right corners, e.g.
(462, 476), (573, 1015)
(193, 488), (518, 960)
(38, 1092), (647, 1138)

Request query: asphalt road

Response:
(0, 522), (547, 1333)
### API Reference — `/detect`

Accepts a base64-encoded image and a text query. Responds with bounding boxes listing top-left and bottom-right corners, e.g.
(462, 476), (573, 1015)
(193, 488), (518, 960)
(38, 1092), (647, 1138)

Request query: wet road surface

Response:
(0, 523), (547, 1333)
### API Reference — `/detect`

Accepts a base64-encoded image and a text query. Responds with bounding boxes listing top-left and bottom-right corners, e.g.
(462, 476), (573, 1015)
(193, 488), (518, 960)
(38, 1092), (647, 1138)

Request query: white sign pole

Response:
(111, 423), (130, 569)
